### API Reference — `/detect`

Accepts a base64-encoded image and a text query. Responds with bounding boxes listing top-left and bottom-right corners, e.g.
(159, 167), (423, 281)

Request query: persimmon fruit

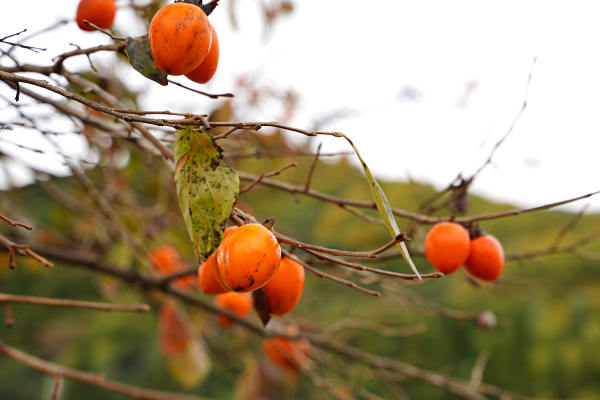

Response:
(197, 226), (238, 295)
(198, 254), (229, 295)
(262, 256), (305, 316)
(76, 0), (117, 32)
(262, 335), (310, 372)
(216, 223), (281, 293)
(424, 221), (471, 275)
(149, 245), (196, 289)
(464, 234), (505, 282)
(149, 2), (212, 75)
(149, 244), (181, 275)
(185, 22), (220, 84)
(214, 292), (253, 328)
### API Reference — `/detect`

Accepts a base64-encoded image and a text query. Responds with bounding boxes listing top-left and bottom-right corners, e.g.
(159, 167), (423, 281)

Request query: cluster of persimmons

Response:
(424, 221), (505, 282)
(76, 0), (220, 84)
(149, 222), (309, 373)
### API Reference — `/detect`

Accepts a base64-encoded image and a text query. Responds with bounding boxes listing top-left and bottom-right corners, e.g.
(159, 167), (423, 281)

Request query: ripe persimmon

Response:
(216, 223), (281, 293)
(262, 256), (305, 316)
(149, 244), (180, 275)
(197, 226), (238, 295)
(185, 22), (219, 84)
(262, 335), (310, 373)
(198, 253), (229, 295)
(464, 234), (505, 282)
(149, 245), (196, 289)
(424, 221), (470, 275)
(214, 292), (253, 328)
(76, 0), (117, 32)
(149, 2), (212, 75)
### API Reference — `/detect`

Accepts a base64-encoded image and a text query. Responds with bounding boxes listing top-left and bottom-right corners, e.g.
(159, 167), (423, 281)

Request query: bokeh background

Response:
(1, 1), (600, 399)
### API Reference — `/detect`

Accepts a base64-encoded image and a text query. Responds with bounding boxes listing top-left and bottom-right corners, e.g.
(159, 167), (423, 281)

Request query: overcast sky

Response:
(2, 0), (600, 213)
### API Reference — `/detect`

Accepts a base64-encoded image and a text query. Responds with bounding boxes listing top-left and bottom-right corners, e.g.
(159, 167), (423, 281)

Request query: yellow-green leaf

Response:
(167, 336), (212, 389)
(175, 126), (239, 262)
(341, 133), (421, 279)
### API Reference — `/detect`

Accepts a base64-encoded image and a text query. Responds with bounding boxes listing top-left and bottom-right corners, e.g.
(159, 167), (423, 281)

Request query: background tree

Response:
(2, 1), (600, 399)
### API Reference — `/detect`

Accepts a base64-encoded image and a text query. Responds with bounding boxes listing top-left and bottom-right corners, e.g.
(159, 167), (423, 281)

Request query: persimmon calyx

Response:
(176, 0), (219, 16)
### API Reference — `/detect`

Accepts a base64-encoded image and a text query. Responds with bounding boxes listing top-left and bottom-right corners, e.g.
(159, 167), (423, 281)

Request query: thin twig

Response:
(226, 150), (353, 159)
(0, 293), (150, 313)
(549, 203), (589, 251)
(276, 232), (406, 259)
(4, 302), (13, 328)
(0, 212), (32, 230)
(284, 250), (381, 296)
(304, 142), (322, 192)
(468, 350), (490, 391)
(324, 319), (426, 338)
(0, 232), (53, 268)
(63, 158), (148, 262)
(239, 162), (298, 194)
(0, 29), (46, 53)
(167, 79), (234, 99)
(82, 21), (126, 41)
(51, 376), (63, 400)
(304, 248), (442, 281)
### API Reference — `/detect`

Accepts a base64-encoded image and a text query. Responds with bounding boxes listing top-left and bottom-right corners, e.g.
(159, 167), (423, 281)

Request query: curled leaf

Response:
(341, 133), (421, 279)
(125, 34), (168, 86)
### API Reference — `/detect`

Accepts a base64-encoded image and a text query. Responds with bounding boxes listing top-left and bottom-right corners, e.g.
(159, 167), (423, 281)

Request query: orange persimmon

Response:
(149, 245), (196, 290)
(216, 223), (281, 293)
(198, 253), (229, 295)
(214, 292), (253, 328)
(149, 2), (211, 75)
(464, 234), (505, 282)
(424, 221), (471, 275)
(76, 0), (117, 32)
(262, 256), (305, 316)
(185, 22), (219, 84)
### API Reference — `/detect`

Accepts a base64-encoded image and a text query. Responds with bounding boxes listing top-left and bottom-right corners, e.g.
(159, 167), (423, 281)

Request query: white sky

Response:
(2, 0), (600, 213)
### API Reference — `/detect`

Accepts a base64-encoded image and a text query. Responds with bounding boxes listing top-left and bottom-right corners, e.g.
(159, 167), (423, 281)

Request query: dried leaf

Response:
(252, 288), (271, 327)
(125, 34), (168, 86)
(175, 126), (239, 261)
(167, 336), (212, 389)
(341, 133), (421, 279)
(159, 301), (190, 356)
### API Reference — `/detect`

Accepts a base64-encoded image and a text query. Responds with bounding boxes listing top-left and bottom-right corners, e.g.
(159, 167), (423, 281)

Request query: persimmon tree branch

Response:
(0, 232), (53, 269)
(0, 69), (342, 138)
(418, 57), (537, 216)
(0, 339), (216, 400)
(0, 29), (46, 53)
(0, 211), (32, 230)
(0, 293), (150, 313)
(237, 170), (600, 226)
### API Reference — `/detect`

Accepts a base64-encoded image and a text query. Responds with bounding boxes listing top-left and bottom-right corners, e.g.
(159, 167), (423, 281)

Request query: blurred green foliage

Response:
(1, 123), (600, 400)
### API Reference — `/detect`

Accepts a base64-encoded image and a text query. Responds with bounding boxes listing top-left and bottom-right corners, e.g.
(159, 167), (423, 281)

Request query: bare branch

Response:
(239, 162), (298, 194)
(0, 29), (46, 53)
(0, 339), (216, 400)
(0, 232), (53, 268)
(304, 142), (322, 192)
(167, 79), (234, 99)
(0, 293), (150, 313)
(0, 211), (32, 230)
